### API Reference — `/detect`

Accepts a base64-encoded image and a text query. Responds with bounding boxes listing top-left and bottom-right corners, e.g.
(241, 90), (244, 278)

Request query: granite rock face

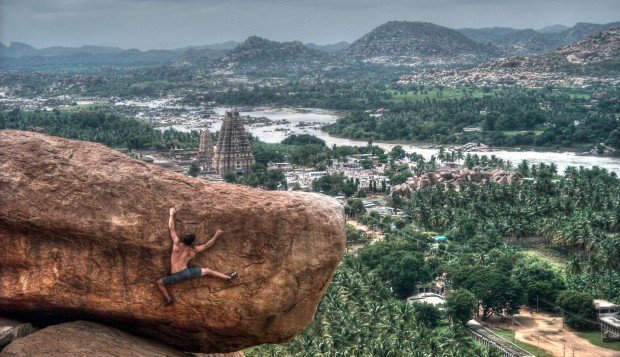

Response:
(392, 168), (522, 197)
(0, 130), (346, 353)
(0, 321), (188, 357)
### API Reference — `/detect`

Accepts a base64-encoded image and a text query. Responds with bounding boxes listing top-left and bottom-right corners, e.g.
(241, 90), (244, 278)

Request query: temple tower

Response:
(214, 110), (255, 176)
(197, 129), (215, 172)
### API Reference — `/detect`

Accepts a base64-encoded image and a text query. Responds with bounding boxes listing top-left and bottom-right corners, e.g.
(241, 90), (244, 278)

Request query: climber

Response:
(156, 207), (237, 306)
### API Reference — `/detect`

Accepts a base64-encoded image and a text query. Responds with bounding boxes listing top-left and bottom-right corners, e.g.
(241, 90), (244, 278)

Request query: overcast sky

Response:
(1, 0), (618, 50)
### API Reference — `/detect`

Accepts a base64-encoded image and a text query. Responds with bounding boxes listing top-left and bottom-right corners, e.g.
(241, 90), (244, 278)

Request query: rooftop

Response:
(600, 316), (620, 328)
(407, 293), (446, 306)
(594, 299), (619, 309)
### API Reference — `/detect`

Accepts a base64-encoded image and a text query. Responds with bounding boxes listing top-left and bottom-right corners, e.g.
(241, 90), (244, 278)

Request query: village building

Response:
(594, 299), (620, 341)
(463, 127), (484, 133)
(167, 148), (199, 165)
(407, 293), (446, 310)
(308, 171), (328, 180)
(267, 162), (294, 171)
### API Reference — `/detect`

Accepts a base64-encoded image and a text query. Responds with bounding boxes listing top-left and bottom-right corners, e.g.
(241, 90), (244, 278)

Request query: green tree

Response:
(556, 291), (596, 330)
(412, 303), (441, 329)
(466, 267), (524, 320)
(608, 129), (620, 150)
(380, 251), (430, 298)
(512, 256), (565, 310)
(345, 199), (366, 217)
(223, 172), (237, 183)
(187, 162), (200, 177)
(389, 145), (406, 160)
(281, 134), (326, 146)
(446, 289), (477, 326)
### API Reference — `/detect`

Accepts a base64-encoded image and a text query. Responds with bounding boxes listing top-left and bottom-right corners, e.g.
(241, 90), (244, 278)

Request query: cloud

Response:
(1, 0), (619, 49)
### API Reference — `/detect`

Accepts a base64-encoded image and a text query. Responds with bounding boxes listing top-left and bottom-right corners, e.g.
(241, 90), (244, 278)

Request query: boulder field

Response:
(392, 168), (521, 197)
(0, 130), (346, 353)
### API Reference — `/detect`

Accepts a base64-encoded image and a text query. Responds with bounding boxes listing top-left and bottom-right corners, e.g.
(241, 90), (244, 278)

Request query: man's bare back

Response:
(170, 238), (197, 273)
(156, 207), (237, 306)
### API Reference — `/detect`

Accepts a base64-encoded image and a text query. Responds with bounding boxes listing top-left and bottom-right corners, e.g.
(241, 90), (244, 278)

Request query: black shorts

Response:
(162, 267), (202, 286)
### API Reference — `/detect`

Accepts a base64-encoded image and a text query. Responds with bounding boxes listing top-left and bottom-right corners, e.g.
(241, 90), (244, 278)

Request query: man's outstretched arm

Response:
(195, 229), (223, 253)
(168, 207), (180, 245)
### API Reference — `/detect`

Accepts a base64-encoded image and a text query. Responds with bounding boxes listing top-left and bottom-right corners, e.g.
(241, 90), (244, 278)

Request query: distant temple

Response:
(197, 129), (215, 172)
(214, 110), (255, 176)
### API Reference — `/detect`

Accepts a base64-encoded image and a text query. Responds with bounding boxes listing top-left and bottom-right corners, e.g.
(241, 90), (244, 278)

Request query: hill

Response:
(342, 21), (498, 67)
(0, 42), (186, 70)
(214, 36), (333, 75)
(305, 41), (350, 52)
(457, 27), (521, 43)
(538, 24), (570, 33)
(0, 42), (230, 70)
(415, 26), (620, 87)
(458, 21), (620, 55)
(483, 26), (620, 71)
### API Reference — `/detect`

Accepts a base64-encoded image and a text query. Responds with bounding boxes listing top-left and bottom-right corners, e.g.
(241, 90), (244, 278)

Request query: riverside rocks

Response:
(0, 130), (346, 353)
(393, 167), (521, 197)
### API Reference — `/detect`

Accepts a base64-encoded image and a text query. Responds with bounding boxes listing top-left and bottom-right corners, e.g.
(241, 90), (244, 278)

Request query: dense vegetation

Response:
(246, 258), (499, 356)
(324, 87), (620, 149)
(0, 107), (199, 149)
(249, 165), (619, 355)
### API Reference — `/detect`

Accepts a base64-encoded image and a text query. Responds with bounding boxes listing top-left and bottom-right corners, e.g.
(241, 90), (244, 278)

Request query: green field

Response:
(490, 327), (554, 357)
(577, 331), (620, 351)
(522, 248), (567, 271)
(566, 91), (591, 100)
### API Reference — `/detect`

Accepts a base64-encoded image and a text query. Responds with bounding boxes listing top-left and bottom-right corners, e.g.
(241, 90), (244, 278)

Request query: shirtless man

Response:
(156, 207), (236, 306)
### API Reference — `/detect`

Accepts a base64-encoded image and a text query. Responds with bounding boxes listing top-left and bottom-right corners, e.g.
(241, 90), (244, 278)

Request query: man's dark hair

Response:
(181, 234), (196, 246)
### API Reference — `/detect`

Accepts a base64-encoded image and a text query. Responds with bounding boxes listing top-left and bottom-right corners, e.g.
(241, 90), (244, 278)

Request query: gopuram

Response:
(214, 110), (255, 176)
(197, 129), (215, 172)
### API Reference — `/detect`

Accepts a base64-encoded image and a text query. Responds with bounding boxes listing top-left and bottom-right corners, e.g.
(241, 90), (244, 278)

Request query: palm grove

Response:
(247, 164), (618, 356)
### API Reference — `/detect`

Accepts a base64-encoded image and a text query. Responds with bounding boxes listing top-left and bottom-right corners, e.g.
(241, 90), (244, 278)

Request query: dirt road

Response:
(485, 308), (619, 357)
(346, 219), (385, 242)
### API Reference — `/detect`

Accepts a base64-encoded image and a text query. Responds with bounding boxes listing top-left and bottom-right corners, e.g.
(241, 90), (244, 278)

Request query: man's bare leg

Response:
(201, 268), (236, 281)
(156, 278), (174, 305)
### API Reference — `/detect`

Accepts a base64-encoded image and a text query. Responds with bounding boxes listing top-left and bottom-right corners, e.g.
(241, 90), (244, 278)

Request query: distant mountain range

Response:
(0, 42), (186, 69)
(305, 42), (350, 52)
(481, 26), (620, 72)
(457, 22), (620, 55)
(1, 20), (618, 73)
(418, 26), (620, 87)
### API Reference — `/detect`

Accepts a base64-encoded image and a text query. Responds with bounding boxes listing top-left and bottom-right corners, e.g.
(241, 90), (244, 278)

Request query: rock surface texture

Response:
(0, 321), (188, 357)
(0, 130), (346, 353)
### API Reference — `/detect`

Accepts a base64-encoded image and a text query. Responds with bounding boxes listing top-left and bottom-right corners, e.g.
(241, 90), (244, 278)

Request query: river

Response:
(180, 107), (620, 175)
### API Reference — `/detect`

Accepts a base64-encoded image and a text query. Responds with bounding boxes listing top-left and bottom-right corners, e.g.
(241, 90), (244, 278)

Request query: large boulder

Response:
(426, 172), (438, 185)
(0, 130), (346, 353)
(0, 321), (189, 357)
(1, 320), (244, 356)
(392, 183), (411, 198)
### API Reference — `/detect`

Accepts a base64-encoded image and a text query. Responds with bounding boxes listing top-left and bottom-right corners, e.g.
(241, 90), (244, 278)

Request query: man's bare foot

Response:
(164, 299), (174, 307)
(229, 271), (237, 281)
